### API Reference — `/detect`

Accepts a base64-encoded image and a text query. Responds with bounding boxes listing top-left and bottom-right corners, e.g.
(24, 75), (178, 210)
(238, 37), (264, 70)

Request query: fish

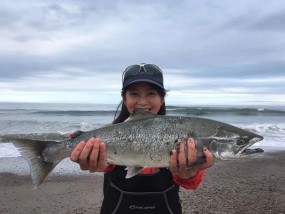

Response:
(1, 109), (263, 187)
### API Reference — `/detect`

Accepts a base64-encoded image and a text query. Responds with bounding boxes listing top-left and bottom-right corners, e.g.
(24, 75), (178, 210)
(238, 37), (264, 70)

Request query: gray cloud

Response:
(250, 12), (285, 31)
(0, 0), (284, 105)
(224, 10), (285, 32)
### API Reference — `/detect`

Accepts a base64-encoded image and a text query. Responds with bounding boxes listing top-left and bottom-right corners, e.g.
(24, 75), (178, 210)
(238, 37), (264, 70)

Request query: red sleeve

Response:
(172, 170), (205, 189)
(104, 164), (116, 172)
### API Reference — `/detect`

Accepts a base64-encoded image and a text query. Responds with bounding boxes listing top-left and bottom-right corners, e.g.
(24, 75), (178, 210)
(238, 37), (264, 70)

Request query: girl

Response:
(70, 63), (214, 214)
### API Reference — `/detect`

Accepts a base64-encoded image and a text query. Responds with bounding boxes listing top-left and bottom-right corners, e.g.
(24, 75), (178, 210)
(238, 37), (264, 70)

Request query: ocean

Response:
(0, 102), (285, 160)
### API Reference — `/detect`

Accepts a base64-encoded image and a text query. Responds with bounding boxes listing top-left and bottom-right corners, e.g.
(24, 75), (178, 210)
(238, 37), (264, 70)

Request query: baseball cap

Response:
(122, 63), (165, 90)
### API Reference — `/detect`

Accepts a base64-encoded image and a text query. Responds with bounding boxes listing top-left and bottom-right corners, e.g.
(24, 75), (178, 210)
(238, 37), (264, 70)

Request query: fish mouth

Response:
(249, 135), (264, 146)
(241, 147), (264, 155)
(239, 135), (264, 156)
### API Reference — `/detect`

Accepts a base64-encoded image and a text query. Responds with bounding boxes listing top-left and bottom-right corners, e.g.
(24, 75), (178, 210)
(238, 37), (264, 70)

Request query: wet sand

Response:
(0, 151), (284, 214)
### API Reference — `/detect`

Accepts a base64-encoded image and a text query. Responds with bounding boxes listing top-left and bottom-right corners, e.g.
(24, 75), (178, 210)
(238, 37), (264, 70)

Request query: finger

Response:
(178, 143), (187, 171)
(70, 131), (75, 138)
(169, 150), (178, 174)
(70, 141), (85, 162)
(203, 147), (215, 167)
(196, 147), (215, 171)
(78, 138), (95, 170)
(88, 138), (101, 172)
(187, 138), (197, 165)
(97, 142), (108, 171)
(70, 130), (83, 138)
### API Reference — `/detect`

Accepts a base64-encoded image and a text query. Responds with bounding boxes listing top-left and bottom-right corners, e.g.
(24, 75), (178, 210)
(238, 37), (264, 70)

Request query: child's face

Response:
(124, 82), (164, 114)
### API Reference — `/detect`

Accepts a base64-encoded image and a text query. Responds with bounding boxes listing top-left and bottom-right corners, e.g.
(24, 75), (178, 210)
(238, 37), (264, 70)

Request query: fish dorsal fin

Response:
(126, 109), (157, 122)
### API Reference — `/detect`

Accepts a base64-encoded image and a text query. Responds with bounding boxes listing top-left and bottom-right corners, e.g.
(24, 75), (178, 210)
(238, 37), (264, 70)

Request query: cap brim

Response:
(122, 79), (165, 90)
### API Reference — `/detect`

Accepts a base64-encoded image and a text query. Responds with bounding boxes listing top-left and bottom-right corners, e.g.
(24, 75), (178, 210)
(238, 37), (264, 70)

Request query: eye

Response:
(237, 139), (245, 145)
(148, 91), (158, 96)
(129, 91), (138, 96)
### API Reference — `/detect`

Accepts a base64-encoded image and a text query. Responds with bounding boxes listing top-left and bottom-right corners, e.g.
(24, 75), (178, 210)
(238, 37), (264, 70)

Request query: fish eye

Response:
(237, 139), (245, 145)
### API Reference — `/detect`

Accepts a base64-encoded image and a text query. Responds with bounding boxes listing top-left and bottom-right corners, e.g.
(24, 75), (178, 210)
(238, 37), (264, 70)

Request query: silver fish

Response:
(1, 109), (263, 187)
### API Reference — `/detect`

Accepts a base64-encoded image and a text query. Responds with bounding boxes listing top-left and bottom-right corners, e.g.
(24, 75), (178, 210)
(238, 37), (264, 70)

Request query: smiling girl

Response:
(70, 63), (214, 214)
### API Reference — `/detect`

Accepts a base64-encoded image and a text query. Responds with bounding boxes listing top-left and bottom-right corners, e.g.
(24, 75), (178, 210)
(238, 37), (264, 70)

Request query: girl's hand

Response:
(70, 137), (109, 172)
(169, 138), (214, 179)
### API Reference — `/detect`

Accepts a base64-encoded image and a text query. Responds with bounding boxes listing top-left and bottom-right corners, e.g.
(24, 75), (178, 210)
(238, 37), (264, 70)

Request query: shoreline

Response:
(1, 151), (285, 214)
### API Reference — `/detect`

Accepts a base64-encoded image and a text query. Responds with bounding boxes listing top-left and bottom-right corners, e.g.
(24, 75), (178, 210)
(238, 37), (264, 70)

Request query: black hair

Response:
(113, 84), (166, 124)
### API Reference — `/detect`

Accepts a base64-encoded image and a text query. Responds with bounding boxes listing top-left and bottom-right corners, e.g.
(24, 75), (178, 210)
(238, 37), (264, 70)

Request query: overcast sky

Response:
(0, 0), (285, 106)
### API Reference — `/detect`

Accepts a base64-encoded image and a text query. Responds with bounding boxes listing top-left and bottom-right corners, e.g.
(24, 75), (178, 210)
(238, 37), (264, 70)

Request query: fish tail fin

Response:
(3, 136), (60, 188)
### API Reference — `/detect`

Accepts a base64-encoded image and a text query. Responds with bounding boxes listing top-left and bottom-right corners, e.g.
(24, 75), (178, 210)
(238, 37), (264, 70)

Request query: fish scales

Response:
(94, 117), (183, 167)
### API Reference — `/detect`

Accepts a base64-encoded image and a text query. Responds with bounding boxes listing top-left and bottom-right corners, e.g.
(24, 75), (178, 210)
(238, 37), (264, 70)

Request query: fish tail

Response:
(4, 136), (60, 188)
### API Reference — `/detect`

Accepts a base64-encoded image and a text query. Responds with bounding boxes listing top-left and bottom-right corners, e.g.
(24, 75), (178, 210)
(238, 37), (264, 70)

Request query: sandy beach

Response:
(0, 150), (284, 214)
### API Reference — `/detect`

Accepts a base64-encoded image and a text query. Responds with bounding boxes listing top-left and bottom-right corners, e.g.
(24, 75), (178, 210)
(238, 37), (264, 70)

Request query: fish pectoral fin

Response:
(125, 166), (144, 179)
